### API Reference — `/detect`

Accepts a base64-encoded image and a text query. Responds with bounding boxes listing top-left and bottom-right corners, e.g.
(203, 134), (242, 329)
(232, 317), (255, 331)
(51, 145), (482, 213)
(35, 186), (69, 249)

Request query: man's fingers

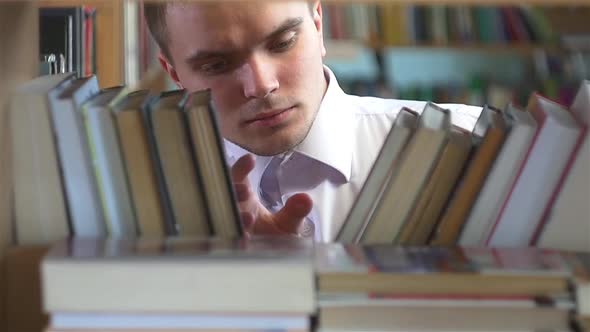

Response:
(234, 183), (251, 202)
(231, 154), (255, 184)
(240, 211), (255, 231)
(273, 193), (313, 234)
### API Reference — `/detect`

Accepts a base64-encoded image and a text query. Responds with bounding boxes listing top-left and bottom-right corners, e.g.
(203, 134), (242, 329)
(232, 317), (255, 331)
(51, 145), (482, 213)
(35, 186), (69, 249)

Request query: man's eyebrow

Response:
(264, 17), (304, 42)
(186, 50), (233, 64)
(185, 17), (304, 64)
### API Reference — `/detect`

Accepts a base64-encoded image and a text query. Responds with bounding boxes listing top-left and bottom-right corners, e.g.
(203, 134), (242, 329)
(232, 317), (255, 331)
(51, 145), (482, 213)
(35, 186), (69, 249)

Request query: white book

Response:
(50, 75), (105, 237)
(460, 104), (537, 246)
(338, 107), (418, 243)
(539, 80), (590, 251)
(83, 86), (137, 237)
(10, 73), (74, 245)
(50, 312), (309, 330)
(488, 94), (583, 247)
(42, 237), (315, 314)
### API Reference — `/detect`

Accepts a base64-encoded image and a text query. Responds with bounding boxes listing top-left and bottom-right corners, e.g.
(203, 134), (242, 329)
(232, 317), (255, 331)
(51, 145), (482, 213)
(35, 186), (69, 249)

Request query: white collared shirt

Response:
(224, 66), (482, 243)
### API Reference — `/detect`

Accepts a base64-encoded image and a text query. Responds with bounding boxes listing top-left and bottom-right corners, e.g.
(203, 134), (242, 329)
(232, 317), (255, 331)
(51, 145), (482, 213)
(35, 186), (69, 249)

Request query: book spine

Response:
(485, 103), (546, 245)
(532, 124), (588, 244)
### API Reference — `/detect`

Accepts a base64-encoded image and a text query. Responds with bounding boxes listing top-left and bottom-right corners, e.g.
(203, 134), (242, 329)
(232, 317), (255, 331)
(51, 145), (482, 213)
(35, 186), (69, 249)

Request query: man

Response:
(144, 1), (480, 242)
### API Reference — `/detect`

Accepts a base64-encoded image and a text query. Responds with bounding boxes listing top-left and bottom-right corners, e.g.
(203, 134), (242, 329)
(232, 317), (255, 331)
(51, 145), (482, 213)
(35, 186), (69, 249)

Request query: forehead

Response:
(165, 1), (310, 52)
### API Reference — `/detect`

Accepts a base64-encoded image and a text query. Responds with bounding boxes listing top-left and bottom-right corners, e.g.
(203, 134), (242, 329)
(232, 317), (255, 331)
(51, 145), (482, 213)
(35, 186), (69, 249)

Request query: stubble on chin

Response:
(230, 118), (313, 156)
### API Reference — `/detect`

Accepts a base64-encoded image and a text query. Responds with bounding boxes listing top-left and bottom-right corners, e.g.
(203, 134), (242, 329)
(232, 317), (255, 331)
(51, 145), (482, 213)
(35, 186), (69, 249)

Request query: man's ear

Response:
(311, 1), (326, 57)
(158, 53), (184, 89)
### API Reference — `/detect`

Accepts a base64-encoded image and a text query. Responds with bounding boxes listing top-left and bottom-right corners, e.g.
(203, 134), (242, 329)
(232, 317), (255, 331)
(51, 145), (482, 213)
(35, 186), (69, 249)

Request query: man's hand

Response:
(231, 154), (313, 236)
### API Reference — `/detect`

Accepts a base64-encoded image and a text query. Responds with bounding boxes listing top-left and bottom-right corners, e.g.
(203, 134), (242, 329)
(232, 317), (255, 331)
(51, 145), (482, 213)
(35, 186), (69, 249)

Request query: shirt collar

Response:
(293, 66), (354, 182)
(224, 65), (354, 183)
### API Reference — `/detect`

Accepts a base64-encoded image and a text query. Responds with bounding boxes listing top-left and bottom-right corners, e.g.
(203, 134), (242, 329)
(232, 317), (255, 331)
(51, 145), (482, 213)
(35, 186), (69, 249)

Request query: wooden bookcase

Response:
(0, 0), (589, 332)
(38, 0), (125, 88)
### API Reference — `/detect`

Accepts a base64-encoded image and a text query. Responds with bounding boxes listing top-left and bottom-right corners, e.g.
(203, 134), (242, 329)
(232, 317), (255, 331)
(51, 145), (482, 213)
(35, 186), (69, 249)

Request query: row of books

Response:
(394, 74), (580, 110)
(338, 81), (589, 252)
(5, 73), (242, 250)
(39, 236), (590, 332)
(323, 4), (559, 46)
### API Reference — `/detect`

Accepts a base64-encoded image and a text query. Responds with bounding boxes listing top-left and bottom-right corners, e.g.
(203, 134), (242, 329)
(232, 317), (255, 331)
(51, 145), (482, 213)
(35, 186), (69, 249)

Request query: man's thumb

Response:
(274, 193), (313, 234)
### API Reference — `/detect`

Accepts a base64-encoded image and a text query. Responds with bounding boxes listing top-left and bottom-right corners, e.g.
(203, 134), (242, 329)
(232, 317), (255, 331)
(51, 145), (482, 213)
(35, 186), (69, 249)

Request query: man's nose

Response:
(240, 54), (279, 99)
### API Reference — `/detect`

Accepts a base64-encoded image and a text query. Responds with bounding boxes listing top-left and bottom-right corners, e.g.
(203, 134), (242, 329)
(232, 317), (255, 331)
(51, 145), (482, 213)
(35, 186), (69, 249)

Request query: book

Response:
(561, 251), (590, 316)
(184, 89), (242, 238)
(360, 102), (451, 244)
(318, 302), (571, 331)
(431, 105), (509, 246)
(488, 93), (583, 247)
(41, 237), (315, 314)
(147, 90), (210, 236)
(461, 103), (538, 246)
(538, 80), (590, 252)
(82, 86), (137, 237)
(9, 73), (74, 245)
(112, 90), (166, 237)
(337, 107), (418, 243)
(46, 329), (307, 332)
(51, 75), (105, 237)
(47, 312), (310, 331)
(315, 244), (572, 296)
(398, 127), (472, 245)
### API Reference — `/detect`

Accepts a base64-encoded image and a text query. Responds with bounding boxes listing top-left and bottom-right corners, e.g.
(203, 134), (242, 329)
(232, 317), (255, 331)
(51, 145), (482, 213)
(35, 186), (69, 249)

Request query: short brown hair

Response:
(144, 3), (171, 61)
(144, 1), (317, 63)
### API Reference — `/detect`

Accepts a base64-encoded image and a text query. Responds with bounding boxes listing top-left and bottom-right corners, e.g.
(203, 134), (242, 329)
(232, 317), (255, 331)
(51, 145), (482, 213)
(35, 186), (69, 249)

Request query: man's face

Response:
(163, 1), (327, 156)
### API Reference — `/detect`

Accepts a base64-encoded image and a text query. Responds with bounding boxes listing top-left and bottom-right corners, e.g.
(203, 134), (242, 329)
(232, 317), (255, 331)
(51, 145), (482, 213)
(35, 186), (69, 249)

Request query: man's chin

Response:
(231, 135), (304, 157)
(245, 142), (299, 157)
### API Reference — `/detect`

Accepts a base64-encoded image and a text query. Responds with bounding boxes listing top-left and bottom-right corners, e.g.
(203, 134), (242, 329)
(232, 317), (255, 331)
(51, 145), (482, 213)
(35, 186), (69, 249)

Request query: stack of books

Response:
(339, 81), (589, 251)
(5, 73), (241, 251)
(39, 237), (590, 332)
(41, 236), (316, 332)
(315, 243), (590, 331)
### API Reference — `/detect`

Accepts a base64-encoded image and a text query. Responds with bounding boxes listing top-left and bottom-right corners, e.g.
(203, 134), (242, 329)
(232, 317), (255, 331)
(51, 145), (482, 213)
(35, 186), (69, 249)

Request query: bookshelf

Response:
(368, 42), (569, 54)
(38, 0), (124, 87)
(323, 2), (590, 105)
(0, 1), (589, 332)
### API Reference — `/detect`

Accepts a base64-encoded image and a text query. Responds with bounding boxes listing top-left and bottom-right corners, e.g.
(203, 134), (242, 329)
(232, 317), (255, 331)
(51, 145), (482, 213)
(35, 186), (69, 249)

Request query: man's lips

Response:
(245, 106), (295, 125)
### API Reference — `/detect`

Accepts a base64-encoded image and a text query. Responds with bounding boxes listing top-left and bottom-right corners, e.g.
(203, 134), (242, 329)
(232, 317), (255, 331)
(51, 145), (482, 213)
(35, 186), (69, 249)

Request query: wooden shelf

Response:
(38, 0), (124, 87)
(31, 0), (590, 5)
(326, 39), (574, 57)
(370, 42), (570, 54)
(320, 0), (589, 4)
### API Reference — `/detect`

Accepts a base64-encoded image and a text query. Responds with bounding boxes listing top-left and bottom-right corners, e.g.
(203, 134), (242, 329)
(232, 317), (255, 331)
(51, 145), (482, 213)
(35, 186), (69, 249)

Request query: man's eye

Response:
(200, 59), (229, 75)
(271, 34), (297, 53)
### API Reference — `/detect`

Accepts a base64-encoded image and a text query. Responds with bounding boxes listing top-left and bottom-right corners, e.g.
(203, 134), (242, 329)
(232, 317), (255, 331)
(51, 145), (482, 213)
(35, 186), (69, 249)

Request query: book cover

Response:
(431, 105), (509, 246)
(360, 102), (450, 244)
(42, 237), (315, 314)
(82, 86), (137, 238)
(461, 103), (537, 246)
(488, 93), (583, 247)
(338, 107), (418, 243)
(112, 90), (167, 237)
(317, 244), (572, 296)
(147, 90), (210, 237)
(184, 89), (242, 238)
